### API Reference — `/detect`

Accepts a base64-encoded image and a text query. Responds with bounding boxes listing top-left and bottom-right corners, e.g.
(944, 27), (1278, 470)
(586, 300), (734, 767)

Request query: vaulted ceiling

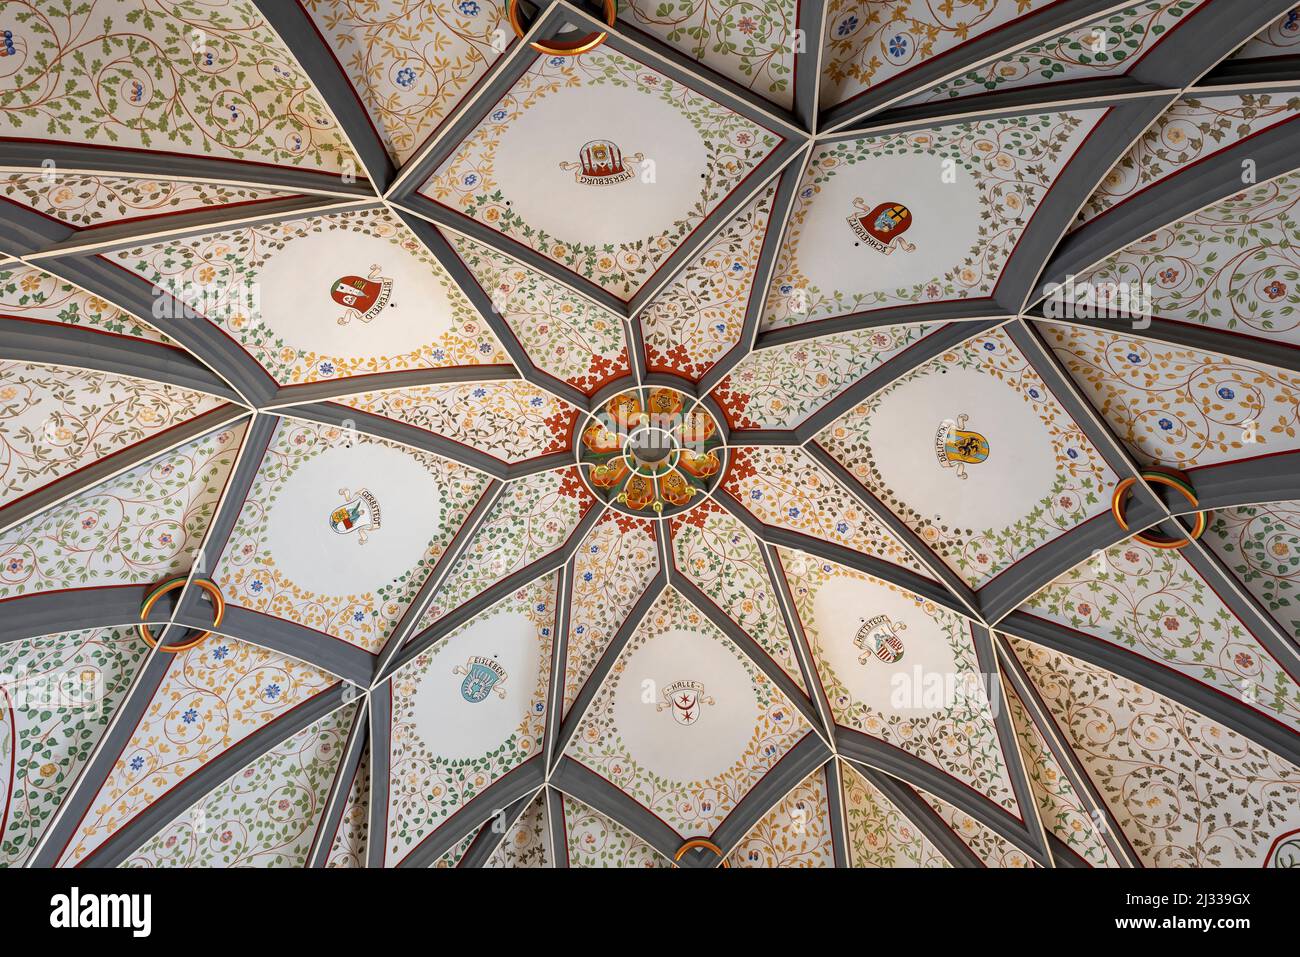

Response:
(2, 0), (1299, 869)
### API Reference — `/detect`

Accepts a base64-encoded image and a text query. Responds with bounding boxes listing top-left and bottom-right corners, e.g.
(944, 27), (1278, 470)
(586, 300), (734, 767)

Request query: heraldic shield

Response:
(454, 656), (508, 703)
(332, 265), (393, 324)
(854, 615), (907, 665)
(657, 679), (715, 726)
(561, 139), (644, 185)
(847, 198), (916, 254)
(934, 413), (990, 480)
(330, 488), (381, 544)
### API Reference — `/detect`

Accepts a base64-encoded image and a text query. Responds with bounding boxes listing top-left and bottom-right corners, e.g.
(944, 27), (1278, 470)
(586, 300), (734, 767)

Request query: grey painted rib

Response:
(544, 786), (569, 868)
(858, 78), (1173, 135)
(0, 315), (239, 400)
(82, 688), (354, 868)
(998, 610), (1300, 767)
(1027, 312), (1300, 377)
(35, 255), (279, 405)
(389, 207), (595, 408)
(549, 756), (684, 862)
(977, 506), (1165, 624)
(714, 487), (970, 618)
(29, 197), (375, 260)
(0, 587), (156, 646)
(1196, 54), (1300, 90)
(755, 300), (999, 351)
(1000, 98), (1176, 314)
(386, 504), (602, 680)
(970, 624), (1050, 863)
(0, 140), (375, 197)
(249, 1), (396, 191)
(792, 0), (827, 134)
(1033, 119), (1300, 305)
(395, 759), (546, 867)
(709, 732), (831, 864)
(823, 760), (850, 867)
(365, 689), (393, 867)
(669, 571), (823, 730)
(0, 404), (248, 535)
(0, 196), (80, 254)
(835, 725), (1046, 865)
(458, 789), (539, 868)
(372, 480), (507, 679)
(805, 443), (984, 620)
(851, 764), (979, 868)
(544, 563), (575, 768)
(173, 605), (375, 686)
(553, 576), (668, 761)
(995, 636), (1141, 867)
(1047, 833), (1092, 867)
(28, 647), (172, 866)
(1182, 450), (1300, 513)
(696, 146), (811, 394)
(276, 402), (513, 480)
(190, 413), (278, 566)
(784, 319), (1009, 443)
(1127, 0), (1300, 89)
(762, 543), (838, 741)
(308, 698), (370, 867)
(261, 363), (522, 408)
(1179, 531), (1300, 662)
(818, 0), (1135, 132)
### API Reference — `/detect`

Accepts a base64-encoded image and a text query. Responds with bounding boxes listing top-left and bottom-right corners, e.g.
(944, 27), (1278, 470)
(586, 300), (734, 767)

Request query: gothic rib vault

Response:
(1, 0), (1300, 868)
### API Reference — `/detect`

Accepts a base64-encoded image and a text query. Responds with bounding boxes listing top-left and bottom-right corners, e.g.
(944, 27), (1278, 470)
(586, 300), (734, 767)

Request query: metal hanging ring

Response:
(507, 0), (616, 57)
(137, 576), (225, 652)
(673, 838), (730, 867)
(1111, 469), (1207, 550)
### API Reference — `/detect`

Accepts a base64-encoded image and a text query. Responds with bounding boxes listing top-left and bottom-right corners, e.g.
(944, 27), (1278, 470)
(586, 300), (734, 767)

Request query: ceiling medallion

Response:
(577, 387), (725, 517)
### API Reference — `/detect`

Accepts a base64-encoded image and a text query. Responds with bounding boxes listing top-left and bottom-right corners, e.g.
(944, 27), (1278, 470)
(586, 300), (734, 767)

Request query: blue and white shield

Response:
(456, 656), (507, 703)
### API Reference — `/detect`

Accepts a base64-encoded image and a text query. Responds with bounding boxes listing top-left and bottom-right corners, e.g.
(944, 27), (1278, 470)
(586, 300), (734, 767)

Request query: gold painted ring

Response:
(507, 0), (616, 57)
(673, 838), (730, 867)
(1111, 469), (1207, 550)
(137, 576), (225, 652)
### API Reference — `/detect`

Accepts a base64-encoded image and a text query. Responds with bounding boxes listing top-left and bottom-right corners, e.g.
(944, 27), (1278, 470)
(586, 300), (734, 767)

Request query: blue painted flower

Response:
(395, 66), (417, 88)
(837, 16), (859, 37)
(576, 625), (586, 635)
(432, 349), (446, 361)
(1126, 352), (1142, 364)
(549, 56), (565, 66)
(473, 387), (487, 398)
(888, 35), (908, 57)
(1067, 448), (1079, 459)
(182, 708), (198, 724)
(982, 341), (996, 351)
(1028, 388), (1041, 399)
(750, 489), (762, 501)
(130, 756), (145, 772)
(779, 283), (793, 294)
(583, 571), (594, 582)
(212, 645), (230, 661)
(1218, 386), (1236, 400)
(479, 342), (493, 354)
(491, 109), (508, 121)
(462, 172), (479, 187)
(352, 610), (366, 623)
(536, 602), (547, 612)
(541, 627), (550, 637)
(263, 683), (282, 700)
(318, 361), (334, 376)
(458, 0), (480, 15)
(1158, 418), (1174, 431)
(836, 521), (849, 533)
(530, 396), (544, 407)
(730, 261), (743, 272)
(249, 579), (264, 594)
(788, 506), (801, 518)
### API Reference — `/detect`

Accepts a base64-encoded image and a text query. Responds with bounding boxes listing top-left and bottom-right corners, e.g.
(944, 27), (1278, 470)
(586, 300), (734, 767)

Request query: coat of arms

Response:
(453, 656), (508, 703)
(846, 197), (916, 254)
(332, 265), (394, 324)
(329, 487), (381, 544)
(560, 139), (643, 185)
(854, 615), (907, 665)
(656, 679), (715, 726)
(935, 413), (989, 479)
